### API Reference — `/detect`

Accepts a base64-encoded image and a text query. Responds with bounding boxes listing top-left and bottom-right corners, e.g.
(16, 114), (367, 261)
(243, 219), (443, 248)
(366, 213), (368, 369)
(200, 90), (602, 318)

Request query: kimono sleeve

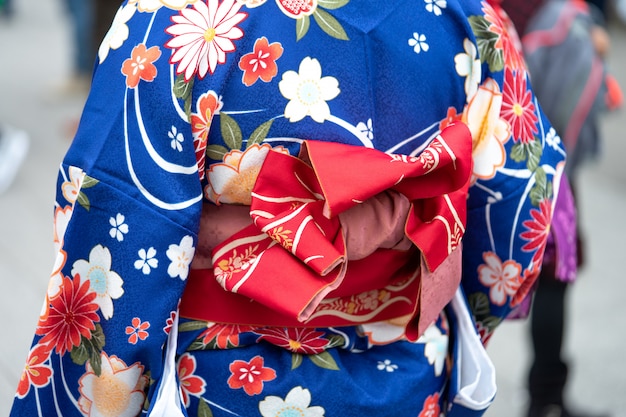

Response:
(459, 1), (567, 344)
(9, 7), (204, 416)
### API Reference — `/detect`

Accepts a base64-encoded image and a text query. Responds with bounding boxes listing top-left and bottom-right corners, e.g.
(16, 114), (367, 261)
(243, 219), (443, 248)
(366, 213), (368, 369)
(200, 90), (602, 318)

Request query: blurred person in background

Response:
(54, 0), (95, 98)
(500, 1), (622, 416)
(0, 0), (30, 195)
(9, 1), (567, 416)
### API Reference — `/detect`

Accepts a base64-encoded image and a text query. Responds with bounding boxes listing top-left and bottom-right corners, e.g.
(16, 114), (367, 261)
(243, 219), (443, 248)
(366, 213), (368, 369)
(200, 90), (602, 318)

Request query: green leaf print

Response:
(296, 16), (310, 42)
(309, 351), (340, 371)
(529, 167), (553, 207)
(526, 138), (543, 172)
(318, 0), (350, 9)
(219, 113), (243, 151)
(247, 119), (274, 148)
(81, 175), (99, 188)
(173, 73), (193, 100)
(468, 15), (503, 72)
(206, 144), (229, 161)
(179, 320), (210, 332)
(313, 8), (349, 41)
(198, 398), (214, 417)
(468, 292), (491, 319)
(292, 353), (303, 370)
(70, 324), (106, 376)
(77, 192), (91, 211)
(480, 315), (502, 332)
(173, 74), (195, 120)
(510, 141), (527, 163)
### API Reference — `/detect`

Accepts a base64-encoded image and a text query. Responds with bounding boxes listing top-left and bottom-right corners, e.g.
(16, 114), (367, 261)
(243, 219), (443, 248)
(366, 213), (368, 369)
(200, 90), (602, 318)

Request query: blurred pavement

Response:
(1, 1), (626, 416)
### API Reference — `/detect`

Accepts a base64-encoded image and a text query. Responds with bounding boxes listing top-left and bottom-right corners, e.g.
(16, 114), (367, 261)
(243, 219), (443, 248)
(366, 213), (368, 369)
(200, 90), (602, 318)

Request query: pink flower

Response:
(478, 252), (522, 306)
(177, 353), (206, 407)
(255, 327), (329, 355)
(165, 0), (248, 80)
(227, 355), (276, 395)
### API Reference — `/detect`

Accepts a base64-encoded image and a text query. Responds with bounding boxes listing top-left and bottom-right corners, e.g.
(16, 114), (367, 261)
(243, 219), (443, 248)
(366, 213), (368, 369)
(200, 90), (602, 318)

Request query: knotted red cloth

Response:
(181, 122), (472, 340)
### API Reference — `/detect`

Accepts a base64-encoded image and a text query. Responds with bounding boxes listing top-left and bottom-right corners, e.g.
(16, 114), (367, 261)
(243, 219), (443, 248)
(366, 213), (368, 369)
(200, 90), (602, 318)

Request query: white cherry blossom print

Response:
(417, 323), (448, 376)
(455, 38), (482, 100)
(462, 78), (511, 181)
(134, 247), (158, 275)
(72, 245), (124, 320)
(206, 144), (289, 205)
(478, 252), (523, 306)
(61, 166), (85, 204)
(98, 3), (136, 63)
(259, 386), (325, 417)
(169, 125), (185, 152)
(279, 57), (340, 123)
(167, 235), (195, 280)
(377, 359), (398, 372)
(425, 0), (447, 15)
(409, 32), (429, 54)
(109, 213), (129, 242)
(78, 352), (147, 417)
(165, 0), (248, 81)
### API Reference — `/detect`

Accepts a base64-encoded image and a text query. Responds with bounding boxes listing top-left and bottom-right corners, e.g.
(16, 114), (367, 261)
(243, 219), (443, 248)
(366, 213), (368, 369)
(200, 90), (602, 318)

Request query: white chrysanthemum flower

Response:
(165, 0), (247, 80)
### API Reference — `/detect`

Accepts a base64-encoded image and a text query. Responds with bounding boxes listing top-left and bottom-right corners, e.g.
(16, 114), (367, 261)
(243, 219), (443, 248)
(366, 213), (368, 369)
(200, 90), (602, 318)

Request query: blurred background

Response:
(0, 1), (625, 416)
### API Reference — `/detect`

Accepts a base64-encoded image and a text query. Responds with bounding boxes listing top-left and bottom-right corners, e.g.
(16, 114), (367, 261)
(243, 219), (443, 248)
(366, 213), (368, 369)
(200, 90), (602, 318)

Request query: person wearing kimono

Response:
(10, 1), (566, 416)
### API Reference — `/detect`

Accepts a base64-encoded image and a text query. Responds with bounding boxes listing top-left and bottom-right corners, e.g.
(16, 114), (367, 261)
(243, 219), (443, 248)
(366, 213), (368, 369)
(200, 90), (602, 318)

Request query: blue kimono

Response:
(10, 1), (566, 416)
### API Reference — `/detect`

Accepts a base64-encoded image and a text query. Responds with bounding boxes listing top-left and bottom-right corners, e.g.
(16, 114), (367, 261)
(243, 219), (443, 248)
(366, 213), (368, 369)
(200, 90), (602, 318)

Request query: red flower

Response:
(177, 353), (206, 407)
(483, 2), (525, 71)
(501, 68), (538, 143)
(36, 275), (100, 355)
(439, 107), (462, 132)
(16, 344), (53, 398)
(121, 44), (162, 88)
(125, 317), (150, 344)
(227, 355), (277, 395)
(419, 392), (441, 417)
(255, 327), (329, 355)
(511, 265), (541, 307)
(239, 37), (284, 86)
(521, 199), (552, 265)
(199, 322), (255, 349)
(190, 91), (222, 179)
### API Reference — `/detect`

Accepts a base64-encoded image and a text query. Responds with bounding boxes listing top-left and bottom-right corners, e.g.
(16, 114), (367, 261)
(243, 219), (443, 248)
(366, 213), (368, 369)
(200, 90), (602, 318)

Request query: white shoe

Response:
(0, 125), (30, 195)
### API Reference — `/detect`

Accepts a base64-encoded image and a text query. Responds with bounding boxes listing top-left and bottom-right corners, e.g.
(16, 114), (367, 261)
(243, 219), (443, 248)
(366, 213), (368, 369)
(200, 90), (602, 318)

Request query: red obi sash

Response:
(181, 123), (472, 340)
